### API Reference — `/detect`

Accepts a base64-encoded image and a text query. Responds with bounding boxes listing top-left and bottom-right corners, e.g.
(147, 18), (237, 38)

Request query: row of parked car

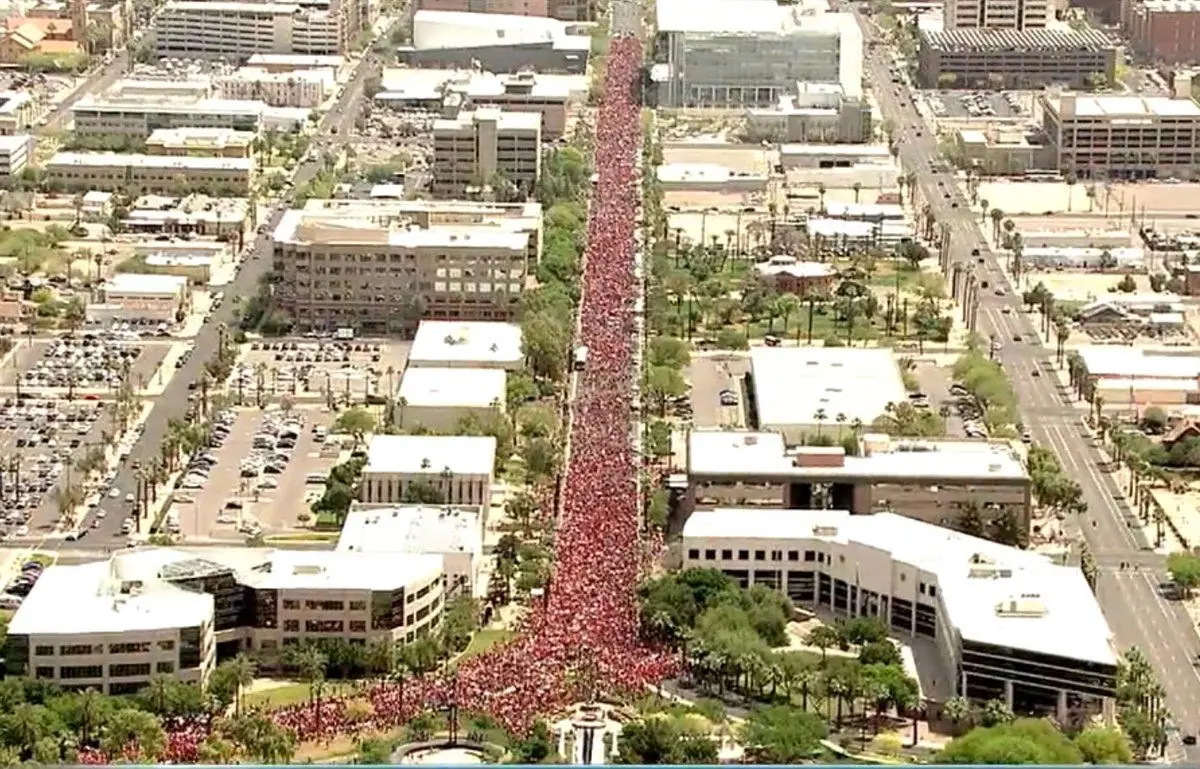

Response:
(25, 337), (141, 389)
(178, 409), (235, 491)
(2, 559), (45, 606)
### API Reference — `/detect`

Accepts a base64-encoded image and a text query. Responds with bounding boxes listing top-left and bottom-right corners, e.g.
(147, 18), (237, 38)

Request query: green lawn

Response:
(866, 265), (944, 297)
(461, 629), (516, 659)
(242, 680), (356, 709)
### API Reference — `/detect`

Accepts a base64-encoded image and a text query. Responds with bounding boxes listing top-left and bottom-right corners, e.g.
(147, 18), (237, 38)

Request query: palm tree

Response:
(817, 183), (827, 212)
(989, 207), (1004, 241)
(835, 412), (847, 437)
(813, 408), (828, 438)
(979, 198), (990, 224)
(291, 646), (328, 713)
(228, 654), (257, 716)
(852, 182), (862, 204)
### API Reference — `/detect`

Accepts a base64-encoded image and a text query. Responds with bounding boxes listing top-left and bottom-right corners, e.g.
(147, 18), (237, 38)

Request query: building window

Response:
(156, 661), (175, 674)
(349, 621), (366, 632)
(34, 645), (54, 656)
(738, 550), (749, 560)
(349, 601), (366, 611)
(109, 663), (152, 678)
(59, 644), (99, 656)
(283, 599), (300, 610)
(35, 666), (54, 679)
(787, 551), (799, 562)
(59, 665), (103, 679)
(305, 599), (345, 611)
(771, 550), (782, 561)
(929, 585), (937, 598)
(705, 549), (716, 560)
(687, 549), (700, 560)
(805, 550), (816, 562)
(283, 620), (300, 632)
(158, 640), (175, 651)
(110, 642), (152, 654)
(721, 549), (732, 559)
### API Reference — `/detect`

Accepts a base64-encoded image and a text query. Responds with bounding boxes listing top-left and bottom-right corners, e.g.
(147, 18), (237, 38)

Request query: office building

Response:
(2, 557), (214, 695)
(686, 430), (1032, 533)
(123, 194), (251, 239)
(408, 321), (524, 371)
(0, 91), (36, 134)
(403, 10), (590, 73)
(377, 69), (583, 137)
(681, 508), (1117, 723)
(431, 108), (541, 199)
(652, 0), (862, 108)
(748, 347), (907, 439)
(145, 127), (256, 158)
(1124, 0), (1200, 63)
(361, 435), (497, 507)
(2, 547), (447, 680)
(246, 53), (349, 76)
(217, 67), (335, 108)
(944, 0), (1049, 29)
(0, 133), (32, 177)
(396, 366), (507, 432)
(271, 199), (537, 333)
(917, 27), (1119, 89)
(154, 0), (351, 58)
(744, 83), (873, 144)
(44, 152), (254, 195)
(337, 505), (485, 597)
(418, 0), (549, 16)
(1041, 94), (1200, 180)
(99, 273), (191, 323)
(70, 96), (268, 137)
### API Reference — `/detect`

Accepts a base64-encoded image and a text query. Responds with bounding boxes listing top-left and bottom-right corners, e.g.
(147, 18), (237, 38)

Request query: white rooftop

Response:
(432, 107), (541, 134)
(689, 430), (1027, 480)
(755, 257), (834, 278)
(781, 143), (892, 157)
(408, 320), (524, 367)
(656, 0), (854, 35)
(750, 347), (907, 428)
(397, 366), (506, 409)
(413, 9), (582, 49)
(1059, 94), (1200, 118)
(272, 208), (528, 250)
(73, 95), (266, 117)
(106, 272), (189, 295)
(235, 549), (442, 591)
(379, 68), (585, 101)
(337, 505), (484, 557)
(657, 162), (767, 184)
(47, 152), (253, 172)
(1077, 346), (1200, 380)
(0, 134), (29, 153)
(681, 508), (1116, 666)
(8, 560), (213, 636)
(365, 434), (497, 476)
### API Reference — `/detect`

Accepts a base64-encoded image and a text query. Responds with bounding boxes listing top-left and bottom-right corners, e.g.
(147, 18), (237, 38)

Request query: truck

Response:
(572, 345), (588, 372)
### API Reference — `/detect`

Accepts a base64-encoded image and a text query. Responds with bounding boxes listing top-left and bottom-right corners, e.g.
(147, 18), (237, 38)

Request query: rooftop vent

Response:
(743, 435), (758, 446)
(812, 525), (838, 537)
(995, 594), (1047, 617)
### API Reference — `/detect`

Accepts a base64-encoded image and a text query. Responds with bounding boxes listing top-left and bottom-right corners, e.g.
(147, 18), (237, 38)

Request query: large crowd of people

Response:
(83, 32), (673, 764)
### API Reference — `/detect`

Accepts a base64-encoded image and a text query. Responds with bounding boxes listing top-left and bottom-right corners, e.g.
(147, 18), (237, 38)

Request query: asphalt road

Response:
(856, 8), (1200, 757)
(36, 52), (131, 135)
(57, 42), (392, 545)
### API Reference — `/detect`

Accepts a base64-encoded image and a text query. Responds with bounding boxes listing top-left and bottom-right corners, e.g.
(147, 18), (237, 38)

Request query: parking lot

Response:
(911, 360), (966, 437)
(232, 339), (410, 405)
(171, 406), (340, 539)
(685, 354), (750, 428)
(0, 335), (173, 395)
(0, 396), (113, 538)
(926, 91), (1026, 119)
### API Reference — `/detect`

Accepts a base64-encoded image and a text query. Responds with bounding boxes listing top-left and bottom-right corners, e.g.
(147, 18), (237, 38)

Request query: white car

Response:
(14, 525), (28, 537)
(108, 487), (121, 498)
(96, 510), (106, 519)
(124, 492), (134, 504)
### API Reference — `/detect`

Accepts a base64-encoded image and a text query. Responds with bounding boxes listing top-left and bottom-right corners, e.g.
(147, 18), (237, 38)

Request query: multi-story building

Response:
(2, 557), (216, 695)
(407, 320), (525, 370)
(378, 69), (581, 136)
(431, 108), (541, 199)
(44, 152), (255, 195)
(744, 83), (873, 144)
(403, 10), (589, 74)
(681, 508), (1117, 725)
(652, 0), (862, 108)
(1041, 93), (1200, 180)
(337, 505), (485, 597)
(217, 67), (335, 107)
(70, 96), (268, 137)
(271, 199), (535, 332)
(155, 0), (342, 58)
(943, 0), (1049, 29)
(917, 27), (1119, 89)
(145, 127), (256, 158)
(0, 91), (36, 134)
(419, 0), (548, 16)
(0, 134), (33, 178)
(361, 435), (496, 507)
(396, 366), (507, 433)
(3, 547), (447, 684)
(687, 430), (1033, 535)
(1124, 0), (1200, 63)
(99, 273), (192, 323)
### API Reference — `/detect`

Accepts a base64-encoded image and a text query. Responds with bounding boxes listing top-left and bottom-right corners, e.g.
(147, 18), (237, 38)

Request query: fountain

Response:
(554, 703), (625, 765)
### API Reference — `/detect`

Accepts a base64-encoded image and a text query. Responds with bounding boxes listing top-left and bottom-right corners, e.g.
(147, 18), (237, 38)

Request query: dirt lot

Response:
(173, 406), (340, 540)
(1022, 272), (1153, 302)
(977, 180), (1200, 217)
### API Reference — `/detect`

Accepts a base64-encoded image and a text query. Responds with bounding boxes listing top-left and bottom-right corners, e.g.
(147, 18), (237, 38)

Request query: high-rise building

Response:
(943, 0), (1050, 29)
(430, 108), (541, 199)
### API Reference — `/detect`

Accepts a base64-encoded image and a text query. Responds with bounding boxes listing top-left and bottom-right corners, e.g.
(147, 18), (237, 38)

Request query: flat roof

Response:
(72, 96), (265, 117)
(0, 134), (29, 152)
(8, 560), (213, 636)
(656, 0), (855, 35)
(688, 430), (1028, 481)
(397, 366), (506, 408)
(681, 508), (1116, 666)
(1077, 345), (1200, 379)
(236, 549), (442, 591)
(919, 26), (1116, 51)
(147, 127), (255, 146)
(379, 68), (584, 101)
(164, 0), (300, 12)
(47, 152), (253, 171)
(365, 434), (496, 476)
(781, 144), (892, 156)
(336, 505), (484, 556)
(247, 53), (345, 66)
(432, 108), (541, 133)
(409, 320), (524, 367)
(750, 347), (907, 427)
(273, 208), (529, 250)
(106, 272), (190, 295)
(1055, 94), (1200, 118)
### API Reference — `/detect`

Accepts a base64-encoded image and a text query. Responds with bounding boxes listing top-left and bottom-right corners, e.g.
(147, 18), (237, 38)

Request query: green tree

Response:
(1074, 726), (1132, 765)
(334, 406), (376, 437)
(1167, 552), (1200, 598)
(740, 705), (827, 762)
(937, 719), (1081, 764)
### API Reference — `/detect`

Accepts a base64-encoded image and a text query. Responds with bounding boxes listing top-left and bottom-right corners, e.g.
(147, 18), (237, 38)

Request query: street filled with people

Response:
(77, 34), (673, 763)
